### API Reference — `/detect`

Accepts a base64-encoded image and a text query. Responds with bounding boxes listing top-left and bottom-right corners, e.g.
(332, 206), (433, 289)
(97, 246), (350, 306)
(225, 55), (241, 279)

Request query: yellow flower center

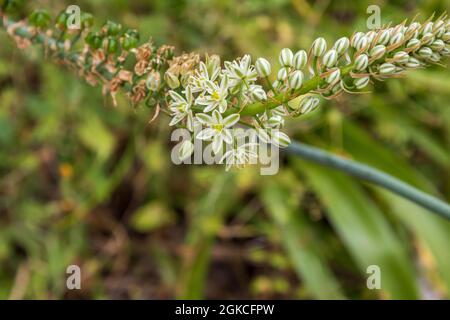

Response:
(212, 124), (223, 132)
(211, 91), (220, 101)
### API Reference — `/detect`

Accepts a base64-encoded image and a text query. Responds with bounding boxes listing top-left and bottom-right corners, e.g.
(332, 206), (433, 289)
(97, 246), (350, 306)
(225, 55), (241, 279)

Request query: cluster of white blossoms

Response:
(166, 14), (450, 168)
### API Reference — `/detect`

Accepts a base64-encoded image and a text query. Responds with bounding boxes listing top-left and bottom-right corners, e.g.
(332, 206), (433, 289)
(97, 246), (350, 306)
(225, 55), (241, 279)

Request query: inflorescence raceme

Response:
(1, 4), (449, 168)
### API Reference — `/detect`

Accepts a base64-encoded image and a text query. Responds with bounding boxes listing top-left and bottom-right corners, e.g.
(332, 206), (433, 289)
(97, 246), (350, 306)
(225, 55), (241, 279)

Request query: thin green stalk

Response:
(286, 141), (450, 220)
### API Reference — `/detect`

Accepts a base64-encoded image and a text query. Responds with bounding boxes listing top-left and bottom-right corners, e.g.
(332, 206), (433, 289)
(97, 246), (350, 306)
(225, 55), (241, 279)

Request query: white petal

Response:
(222, 129), (233, 144)
(212, 135), (223, 154)
(196, 113), (214, 125)
(196, 128), (215, 140)
(223, 113), (240, 127)
(212, 110), (222, 124)
(178, 141), (194, 161)
(169, 115), (184, 126)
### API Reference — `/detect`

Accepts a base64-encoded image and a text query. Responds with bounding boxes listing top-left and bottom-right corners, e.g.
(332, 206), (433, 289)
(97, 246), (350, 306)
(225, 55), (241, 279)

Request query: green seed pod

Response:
(86, 32), (103, 50)
(277, 67), (289, 81)
(106, 37), (119, 54)
(418, 47), (433, 58)
(125, 29), (140, 40)
(288, 70), (304, 89)
(104, 20), (122, 36)
(370, 45), (386, 60)
(421, 32), (435, 45)
(293, 50), (308, 70)
(312, 37), (327, 57)
(279, 48), (294, 67)
(55, 11), (69, 30)
(354, 76), (370, 89)
(29, 9), (51, 29)
(333, 37), (350, 55)
(322, 49), (338, 68)
(354, 54), (369, 71)
(377, 29), (391, 45)
(393, 51), (410, 64)
(164, 71), (180, 89)
(405, 57), (422, 68)
(379, 63), (396, 75)
(121, 36), (138, 51)
(326, 68), (341, 84)
(255, 57), (272, 77)
(81, 12), (94, 29)
(406, 38), (421, 51)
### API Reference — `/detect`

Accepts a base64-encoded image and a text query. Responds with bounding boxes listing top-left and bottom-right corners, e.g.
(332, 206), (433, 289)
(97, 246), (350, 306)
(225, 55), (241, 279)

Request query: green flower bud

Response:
(377, 29), (391, 45)
(298, 96), (320, 114)
(354, 76), (370, 89)
(326, 68), (341, 84)
(379, 63), (396, 75)
(441, 47), (450, 56)
(333, 37), (350, 54)
(288, 70), (304, 89)
(442, 32), (450, 42)
(279, 48), (294, 67)
(277, 67), (289, 81)
(255, 57), (271, 77)
(312, 37), (327, 57)
(354, 54), (369, 71)
(418, 47), (433, 58)
(125, 29), (140, 40)
(369, 45), (386, 60)
(355, 35), (368, 51)
(293, 50), (308, 69)
(86, 32), (104, 50)
(405, 57), (422, 68)
(271, 131), (291, 148)
(393, 51), (410, 64)
(164, 71), (180, 89)
(389, 33), (404, 45)
(251, 87), (267, 101)
(430, 39), (445, 51)
(422, 22), (433, 35)
(421, 32), (435, 45)
(322, 49), (338, 68)
(429, 52), (442, 63)
(351, 32), (365, 47)
(406, 38), (421, 51)
(366, 31), (376, 44)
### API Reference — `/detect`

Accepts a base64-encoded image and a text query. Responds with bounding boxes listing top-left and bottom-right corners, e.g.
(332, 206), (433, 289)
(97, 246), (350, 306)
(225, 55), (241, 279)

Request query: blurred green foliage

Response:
(0, 0), (449, 299)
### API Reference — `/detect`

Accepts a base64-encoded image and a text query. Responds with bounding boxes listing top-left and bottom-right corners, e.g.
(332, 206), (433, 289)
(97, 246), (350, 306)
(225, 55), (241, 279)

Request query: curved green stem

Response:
(286, 141), (450, 220)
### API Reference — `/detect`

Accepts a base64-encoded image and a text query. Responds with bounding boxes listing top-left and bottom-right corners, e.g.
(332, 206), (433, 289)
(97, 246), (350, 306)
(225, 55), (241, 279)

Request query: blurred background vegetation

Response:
(0, 0), (449, 299)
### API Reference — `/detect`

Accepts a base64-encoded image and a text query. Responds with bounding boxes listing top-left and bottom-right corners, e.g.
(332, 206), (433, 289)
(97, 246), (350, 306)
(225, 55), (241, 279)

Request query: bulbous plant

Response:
(1, 2), (449, 218)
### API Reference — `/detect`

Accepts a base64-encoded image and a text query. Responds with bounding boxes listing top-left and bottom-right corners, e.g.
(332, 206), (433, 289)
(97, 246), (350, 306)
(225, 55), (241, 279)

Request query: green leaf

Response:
(293, 158), (419, 299)
(261, 181), (345, 299)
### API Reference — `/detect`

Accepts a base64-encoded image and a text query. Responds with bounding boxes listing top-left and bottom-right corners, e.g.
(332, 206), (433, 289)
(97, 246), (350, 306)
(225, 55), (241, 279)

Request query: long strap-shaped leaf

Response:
(286, 141), (450, 220)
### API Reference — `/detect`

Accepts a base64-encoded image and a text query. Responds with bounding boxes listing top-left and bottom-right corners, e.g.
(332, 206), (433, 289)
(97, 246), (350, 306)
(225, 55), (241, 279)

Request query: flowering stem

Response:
(287, 141), (450, 220)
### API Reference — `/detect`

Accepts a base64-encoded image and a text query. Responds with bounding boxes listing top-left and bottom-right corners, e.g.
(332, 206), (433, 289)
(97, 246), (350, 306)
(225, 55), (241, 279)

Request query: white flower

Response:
(195, 75), (229, 113)
(224, 55), (258, 89)
(221, 143), (258, 171)
(190, 61), (221, 94)
(196, 110), (240, 154)
(168, 86), (194, 131)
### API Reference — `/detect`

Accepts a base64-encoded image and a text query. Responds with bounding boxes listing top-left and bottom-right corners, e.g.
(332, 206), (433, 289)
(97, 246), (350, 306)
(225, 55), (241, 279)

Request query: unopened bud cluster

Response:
(1, 3), (449, 170)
